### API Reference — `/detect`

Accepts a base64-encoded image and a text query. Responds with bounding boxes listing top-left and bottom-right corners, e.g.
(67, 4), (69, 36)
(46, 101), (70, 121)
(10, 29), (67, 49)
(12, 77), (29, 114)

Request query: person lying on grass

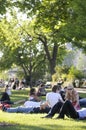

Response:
(1, 100), (50, 114)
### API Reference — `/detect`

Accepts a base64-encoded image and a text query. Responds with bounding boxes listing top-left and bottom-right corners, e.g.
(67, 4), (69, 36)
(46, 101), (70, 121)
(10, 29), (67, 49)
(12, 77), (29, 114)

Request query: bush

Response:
(67, 66), (84, 81)
(52, 65), (85, 83)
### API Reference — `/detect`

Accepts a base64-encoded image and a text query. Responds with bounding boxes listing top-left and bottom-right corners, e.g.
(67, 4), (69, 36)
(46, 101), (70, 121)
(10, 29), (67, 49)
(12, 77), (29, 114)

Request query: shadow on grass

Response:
(0, 122), (86, 130)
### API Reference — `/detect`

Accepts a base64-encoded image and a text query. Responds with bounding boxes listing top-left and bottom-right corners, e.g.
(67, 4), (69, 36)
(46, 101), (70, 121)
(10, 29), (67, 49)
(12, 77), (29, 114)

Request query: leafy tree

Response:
(0, 0), (86, 78)
(0, 0), (10, 15)
(67, 66), (84, 80)
(0, 18), (48, 85)
(13, 0), (86, 74)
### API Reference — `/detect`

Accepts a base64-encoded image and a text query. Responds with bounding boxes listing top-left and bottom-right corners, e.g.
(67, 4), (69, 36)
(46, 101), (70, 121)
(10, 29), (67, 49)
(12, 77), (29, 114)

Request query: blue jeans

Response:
(6, 106), (34, 113)
(79, 98), (86, 107)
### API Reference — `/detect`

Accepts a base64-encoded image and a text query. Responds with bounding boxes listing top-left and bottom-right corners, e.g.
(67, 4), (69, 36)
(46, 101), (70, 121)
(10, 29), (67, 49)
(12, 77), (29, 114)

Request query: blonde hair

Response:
(65, 86), (78, 102)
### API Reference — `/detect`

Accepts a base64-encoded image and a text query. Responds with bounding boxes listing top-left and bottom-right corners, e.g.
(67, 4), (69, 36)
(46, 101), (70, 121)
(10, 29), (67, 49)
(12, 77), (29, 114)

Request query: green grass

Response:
(0, 111), (86, 130)
(0, 88), (86, 130)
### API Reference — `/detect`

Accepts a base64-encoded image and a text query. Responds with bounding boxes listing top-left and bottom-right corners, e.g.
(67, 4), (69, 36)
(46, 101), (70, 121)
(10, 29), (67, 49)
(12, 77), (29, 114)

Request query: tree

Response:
(13, 0), (86, 74)
(0, 0), (86, 77)
(0, 18), (48, 85)
(0, 0), (10, 15)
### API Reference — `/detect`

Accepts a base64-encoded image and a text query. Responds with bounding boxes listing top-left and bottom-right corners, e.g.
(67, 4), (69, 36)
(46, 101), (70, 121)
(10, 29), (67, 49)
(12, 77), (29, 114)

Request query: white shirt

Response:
(77, 108), (86, 118)
(24, 101), (41, 108)
(46, 92), (63, 108)
(6, 87), (11, 95)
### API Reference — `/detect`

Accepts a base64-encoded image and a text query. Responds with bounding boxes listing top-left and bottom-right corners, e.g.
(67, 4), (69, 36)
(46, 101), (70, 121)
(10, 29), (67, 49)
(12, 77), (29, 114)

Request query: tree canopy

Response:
(0, 0), (86, 82)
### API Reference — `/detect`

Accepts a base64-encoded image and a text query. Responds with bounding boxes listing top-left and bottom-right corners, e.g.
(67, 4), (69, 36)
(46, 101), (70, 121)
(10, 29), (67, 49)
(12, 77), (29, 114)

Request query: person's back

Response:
(5, 85), (11, 96)
(0, 92), (10, 102)
(0, 92), (13, 104)
(46, 85), (63, 108)
(46, 92), (62, 108)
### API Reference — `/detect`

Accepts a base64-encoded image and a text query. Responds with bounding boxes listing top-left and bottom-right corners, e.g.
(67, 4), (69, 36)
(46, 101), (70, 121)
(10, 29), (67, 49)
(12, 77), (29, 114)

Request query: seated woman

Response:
(57, 100), (86, 120)
(29, 88), (41, 102)
(37, 83), (47, 96)
(0, 92), (13, 105)
(65, 84), (80, 110)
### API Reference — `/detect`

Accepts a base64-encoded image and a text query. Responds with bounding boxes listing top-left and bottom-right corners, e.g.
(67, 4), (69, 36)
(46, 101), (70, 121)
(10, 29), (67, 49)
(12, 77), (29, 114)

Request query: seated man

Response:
(42, 84), (64, 118)
(44, 85), (64, 108)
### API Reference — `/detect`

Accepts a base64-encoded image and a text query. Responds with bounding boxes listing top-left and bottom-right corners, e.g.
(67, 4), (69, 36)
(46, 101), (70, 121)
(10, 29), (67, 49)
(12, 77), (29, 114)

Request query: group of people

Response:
(0, 82), (86, 120)
(5, 77), (26, 90)
(42, 84), (86, 120)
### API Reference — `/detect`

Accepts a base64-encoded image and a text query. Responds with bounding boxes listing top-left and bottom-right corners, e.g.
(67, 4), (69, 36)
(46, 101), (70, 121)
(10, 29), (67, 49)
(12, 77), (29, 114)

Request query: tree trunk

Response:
(38, 35), (58, 75)
(49, 43), (58, 75)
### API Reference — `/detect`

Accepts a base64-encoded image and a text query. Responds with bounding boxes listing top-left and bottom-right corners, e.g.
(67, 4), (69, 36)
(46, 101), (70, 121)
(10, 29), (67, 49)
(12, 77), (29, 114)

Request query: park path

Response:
(75, 88), (86, 93)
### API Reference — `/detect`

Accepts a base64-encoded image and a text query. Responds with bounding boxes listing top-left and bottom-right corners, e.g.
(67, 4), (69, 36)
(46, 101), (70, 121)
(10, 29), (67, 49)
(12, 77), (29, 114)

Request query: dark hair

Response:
(40, 83), (44, 87)
(52, 85), (58, 92)
(0, 92), (10, 101)
(57, 84), (62, 91)
(5, 85), (9, 88)
(30, 88), (36, 95)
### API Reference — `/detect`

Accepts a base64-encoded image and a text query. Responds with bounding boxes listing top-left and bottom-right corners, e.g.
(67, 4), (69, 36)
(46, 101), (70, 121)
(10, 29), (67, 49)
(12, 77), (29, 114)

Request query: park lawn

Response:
(0, 111), (86, 130)
(0, 88), (86, 130)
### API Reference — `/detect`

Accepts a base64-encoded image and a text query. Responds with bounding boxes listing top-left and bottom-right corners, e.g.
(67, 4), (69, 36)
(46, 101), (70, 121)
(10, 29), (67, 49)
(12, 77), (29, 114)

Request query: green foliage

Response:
(52, 65), (84, 82)
(0, 71), (8, 80)
(0, 18), (48, 80)
(0, 0), (86, 79)
(0, 0), (11, 15)
(52, 65), (69, 82)
(67, 66), (84, 81)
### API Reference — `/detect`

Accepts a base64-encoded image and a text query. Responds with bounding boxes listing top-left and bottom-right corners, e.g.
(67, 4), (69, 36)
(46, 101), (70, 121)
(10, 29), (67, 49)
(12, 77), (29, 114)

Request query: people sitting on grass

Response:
(1, 82), (86, 120)
(1, 85), (64, 114)
(43, 84), (80, 118)
(42, 99), (86, 120)
(0, 87), (41, 110)
(27, 84), (64, 110)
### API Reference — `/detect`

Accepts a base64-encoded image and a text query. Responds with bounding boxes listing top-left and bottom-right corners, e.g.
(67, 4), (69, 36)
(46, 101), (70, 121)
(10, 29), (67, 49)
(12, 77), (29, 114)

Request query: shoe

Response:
(42, 115), (53, 119)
